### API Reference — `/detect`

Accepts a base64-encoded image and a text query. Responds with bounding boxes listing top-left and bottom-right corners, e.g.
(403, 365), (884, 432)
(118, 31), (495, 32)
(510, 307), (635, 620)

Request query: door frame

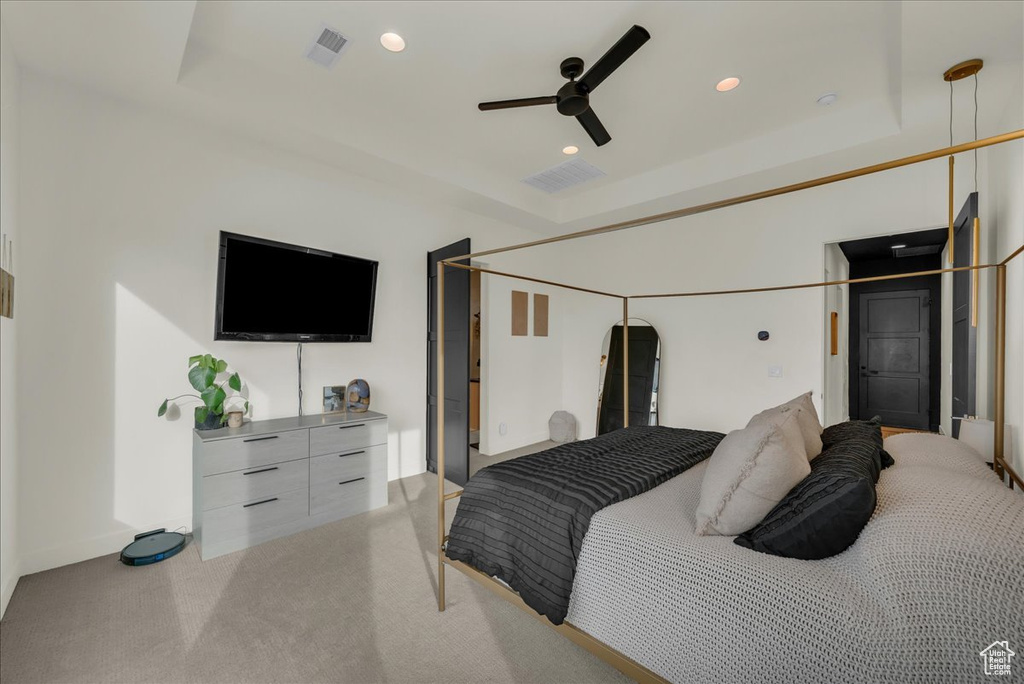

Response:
(822, 226), (947, 431)
(474, 260), (493, 456)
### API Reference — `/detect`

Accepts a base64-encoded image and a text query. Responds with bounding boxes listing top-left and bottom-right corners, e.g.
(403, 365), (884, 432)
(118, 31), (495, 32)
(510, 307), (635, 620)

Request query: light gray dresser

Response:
(192, 410), (388, 559)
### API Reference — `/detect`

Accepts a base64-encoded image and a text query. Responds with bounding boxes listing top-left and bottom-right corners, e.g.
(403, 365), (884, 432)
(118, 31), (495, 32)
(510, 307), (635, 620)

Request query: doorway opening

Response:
(825, 226), (949, 434)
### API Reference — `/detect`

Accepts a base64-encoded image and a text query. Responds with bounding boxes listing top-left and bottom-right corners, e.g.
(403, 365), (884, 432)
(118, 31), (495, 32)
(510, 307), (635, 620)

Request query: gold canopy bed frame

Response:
(434, 129), (1024, 684)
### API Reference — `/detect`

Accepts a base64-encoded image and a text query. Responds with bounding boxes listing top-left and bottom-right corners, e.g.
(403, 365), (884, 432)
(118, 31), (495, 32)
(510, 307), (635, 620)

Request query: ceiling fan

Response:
(477, 25), (650, 147)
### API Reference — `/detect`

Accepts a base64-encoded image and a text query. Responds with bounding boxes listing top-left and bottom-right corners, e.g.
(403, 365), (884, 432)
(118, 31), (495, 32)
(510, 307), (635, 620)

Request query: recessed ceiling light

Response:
(716, 77), (741, 92)
(817, 92), (839, 106)
(562, 145), (579, 155)
(380, 32), (405, 52)
(891, 243), (907, 249)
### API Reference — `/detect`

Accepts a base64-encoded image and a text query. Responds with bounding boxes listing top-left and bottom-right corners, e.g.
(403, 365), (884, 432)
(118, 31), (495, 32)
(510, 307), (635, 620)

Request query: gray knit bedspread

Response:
(445, 426), (724, 625)
(566, 433), (1024, 683)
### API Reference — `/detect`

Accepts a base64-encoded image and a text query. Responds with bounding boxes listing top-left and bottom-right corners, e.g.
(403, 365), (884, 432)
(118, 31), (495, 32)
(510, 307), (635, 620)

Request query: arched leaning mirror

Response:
(596, 318), (661, 435)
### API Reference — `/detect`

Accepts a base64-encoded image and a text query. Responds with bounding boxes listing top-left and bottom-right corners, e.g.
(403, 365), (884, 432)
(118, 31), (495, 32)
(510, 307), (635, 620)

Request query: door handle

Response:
(339, 424), (365, 430)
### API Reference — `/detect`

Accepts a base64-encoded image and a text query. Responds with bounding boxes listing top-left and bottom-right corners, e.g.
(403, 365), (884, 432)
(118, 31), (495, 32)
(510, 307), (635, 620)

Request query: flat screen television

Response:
(215, 231), (378, 342)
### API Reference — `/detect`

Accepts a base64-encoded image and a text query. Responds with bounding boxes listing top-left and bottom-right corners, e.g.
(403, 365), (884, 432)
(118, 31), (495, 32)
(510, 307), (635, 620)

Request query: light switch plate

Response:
(769, 365), (783, 378)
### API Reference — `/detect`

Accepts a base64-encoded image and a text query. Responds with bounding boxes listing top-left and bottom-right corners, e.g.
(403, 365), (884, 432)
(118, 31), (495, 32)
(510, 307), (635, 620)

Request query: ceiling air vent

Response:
(522, 158), (606, 194)
(893, 244), (943, 258)
(306, 26), (351, 68)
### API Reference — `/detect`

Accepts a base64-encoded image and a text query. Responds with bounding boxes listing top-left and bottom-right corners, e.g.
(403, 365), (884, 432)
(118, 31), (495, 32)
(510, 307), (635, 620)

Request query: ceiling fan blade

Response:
(478, 96), (558, 111)
(578, 25), (650, 93)
(576, 107), (611, 147)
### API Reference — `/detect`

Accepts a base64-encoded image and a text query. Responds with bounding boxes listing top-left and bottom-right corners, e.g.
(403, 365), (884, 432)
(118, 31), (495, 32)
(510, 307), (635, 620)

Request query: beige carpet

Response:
(0, 442), (626, 684)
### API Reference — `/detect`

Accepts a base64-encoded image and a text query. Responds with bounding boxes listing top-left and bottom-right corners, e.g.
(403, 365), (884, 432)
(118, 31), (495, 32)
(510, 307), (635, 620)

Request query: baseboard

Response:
(482, 430), (551, 457)
(18, 515), (191, 577)
(1, 560), (21, 620)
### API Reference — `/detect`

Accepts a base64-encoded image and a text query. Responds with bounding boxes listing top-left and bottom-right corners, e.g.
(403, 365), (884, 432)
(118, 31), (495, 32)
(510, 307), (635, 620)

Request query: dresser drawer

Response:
(310, 444), (385, 483)
(199, 429), (309, 476)
(202, 458), (309, 511)
(203, 486), (308, 542)
(310, 446), (387, 518)
(309, 419), (387, 456)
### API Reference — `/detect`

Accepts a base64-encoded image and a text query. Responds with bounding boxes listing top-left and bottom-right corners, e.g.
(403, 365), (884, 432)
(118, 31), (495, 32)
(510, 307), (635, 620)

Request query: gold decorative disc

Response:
(944, 59), (983, 82)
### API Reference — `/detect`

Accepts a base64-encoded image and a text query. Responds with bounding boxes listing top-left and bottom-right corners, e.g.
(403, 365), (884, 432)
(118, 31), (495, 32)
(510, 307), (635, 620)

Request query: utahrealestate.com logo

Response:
(980, 641), (1015, 676)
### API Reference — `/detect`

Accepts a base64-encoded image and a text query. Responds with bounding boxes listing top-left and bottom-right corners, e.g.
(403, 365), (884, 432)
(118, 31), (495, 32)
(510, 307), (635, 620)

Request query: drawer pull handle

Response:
(243, 497), (279, 508)
(243, 467), (279, 476)
(338, 424), (365, 430)
(339, 477), (365, 486)
(338, 450), (365, 458)
(243, 435), (279, 443)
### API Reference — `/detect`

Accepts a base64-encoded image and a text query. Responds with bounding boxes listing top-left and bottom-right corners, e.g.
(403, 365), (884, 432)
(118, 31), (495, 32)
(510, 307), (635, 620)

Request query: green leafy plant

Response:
(158, 354), (249, 425)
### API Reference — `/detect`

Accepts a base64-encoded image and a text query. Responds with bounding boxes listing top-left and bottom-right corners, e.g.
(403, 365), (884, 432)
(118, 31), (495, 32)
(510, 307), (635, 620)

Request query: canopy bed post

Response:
(994, 263), (1006, 482)
(437, 260), (447, 611)
(623, 298), (629, 428)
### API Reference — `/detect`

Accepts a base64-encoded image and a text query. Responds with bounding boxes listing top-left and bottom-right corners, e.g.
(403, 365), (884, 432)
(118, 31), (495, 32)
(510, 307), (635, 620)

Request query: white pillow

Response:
(696, 411), (811, 536)
(748, 391), (823, 459)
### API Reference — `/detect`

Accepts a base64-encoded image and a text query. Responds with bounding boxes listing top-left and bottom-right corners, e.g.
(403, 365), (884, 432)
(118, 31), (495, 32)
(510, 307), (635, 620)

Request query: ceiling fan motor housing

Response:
(556, 80), (590, 116)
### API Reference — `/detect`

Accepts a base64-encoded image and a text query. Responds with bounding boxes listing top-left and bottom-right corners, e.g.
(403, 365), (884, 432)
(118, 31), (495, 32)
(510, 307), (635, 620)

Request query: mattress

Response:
(566, 433), (1024, 683)
(445, 425), (724, 624)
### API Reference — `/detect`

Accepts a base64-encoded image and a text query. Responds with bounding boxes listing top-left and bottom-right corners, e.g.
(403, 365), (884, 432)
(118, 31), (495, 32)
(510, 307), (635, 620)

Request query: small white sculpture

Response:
(549, 411), (577, 443)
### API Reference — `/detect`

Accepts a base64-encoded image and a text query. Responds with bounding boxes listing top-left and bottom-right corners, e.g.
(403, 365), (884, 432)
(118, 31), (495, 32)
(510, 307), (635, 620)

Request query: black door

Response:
(951, 192), (978, 437)
(427, 240), (470, 485)
(598, 325), (659, 434)
(857, 289), (930, 429)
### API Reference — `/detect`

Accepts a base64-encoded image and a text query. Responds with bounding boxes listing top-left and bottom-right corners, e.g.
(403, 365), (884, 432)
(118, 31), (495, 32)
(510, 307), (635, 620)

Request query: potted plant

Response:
(158, 354), (250, 430)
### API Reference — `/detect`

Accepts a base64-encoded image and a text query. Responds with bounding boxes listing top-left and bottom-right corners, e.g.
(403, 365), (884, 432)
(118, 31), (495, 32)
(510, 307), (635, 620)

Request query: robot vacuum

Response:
(119, 528), (187, 566)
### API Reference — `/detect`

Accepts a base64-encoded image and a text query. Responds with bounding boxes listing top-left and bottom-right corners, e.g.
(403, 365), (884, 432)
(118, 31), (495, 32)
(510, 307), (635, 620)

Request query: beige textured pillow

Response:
(696, 412), (811, 536)
(749, 391), (823, 460)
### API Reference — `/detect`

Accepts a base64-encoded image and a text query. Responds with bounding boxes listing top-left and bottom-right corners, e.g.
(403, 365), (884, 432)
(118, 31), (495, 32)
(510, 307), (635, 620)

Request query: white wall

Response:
(14, 73), (546, 576)
(485, 139), (1024, 443)
(0, 16), (22, 618)
(479, 277), (567, 454)
(559, 292), (625, 442)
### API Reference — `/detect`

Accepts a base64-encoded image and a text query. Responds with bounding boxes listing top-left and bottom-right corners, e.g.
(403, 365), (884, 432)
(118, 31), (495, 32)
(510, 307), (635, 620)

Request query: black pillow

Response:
(821, 417), (894, 470)
(734, 438), (881, 560)
(822, 416), (882, 448)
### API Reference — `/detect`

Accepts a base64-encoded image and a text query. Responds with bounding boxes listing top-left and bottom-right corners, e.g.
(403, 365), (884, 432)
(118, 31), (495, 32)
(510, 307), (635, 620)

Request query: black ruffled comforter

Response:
(445, 425), (724, 624)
